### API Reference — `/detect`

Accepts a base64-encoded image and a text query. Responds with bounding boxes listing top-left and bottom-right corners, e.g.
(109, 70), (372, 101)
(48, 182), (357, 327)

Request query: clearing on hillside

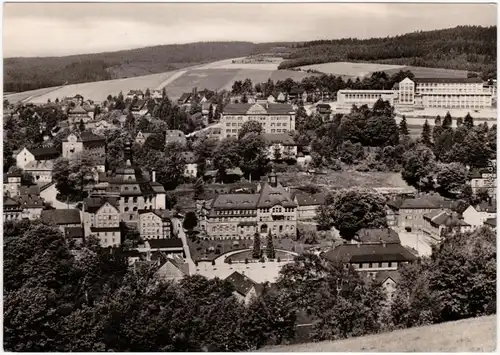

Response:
(298, 61), (469, 79)
(262, 315), (496, 352)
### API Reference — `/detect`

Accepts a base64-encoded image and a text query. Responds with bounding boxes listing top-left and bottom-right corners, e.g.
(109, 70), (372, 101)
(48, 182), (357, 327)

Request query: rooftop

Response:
(263, 133), (296, 146)
(323, 243), (417, 264)
(147, 238), (184, 249)
(354, 228), (401, 244)
(293, 192), (326, 206)
(223, 103), (295, 115)
(225, 271), (260, 297)
(41, 209), (81, 225)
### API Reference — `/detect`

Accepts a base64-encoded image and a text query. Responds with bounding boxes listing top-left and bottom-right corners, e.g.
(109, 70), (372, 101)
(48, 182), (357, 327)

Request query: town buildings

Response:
(24, 160), (54, 184)
(422, 210), (472, 240)
(462, 200), (497, 229)
(3, 172), (22, 197)
(469, 163), (496, 197)
(165, 130), (187, 146)
(138, 209), (173, 240)
(62, 132), (106, 170)
(263, 133), (298, 161)
(292, 191), (326, 221)
(16, 146), (60, 170)
(83, 197), (121, 247)
(225, 271), (261, 305)
(221, 103), (296, 139)
(206, 173), (297, 239)
(126, 90), (145, 100)
(336, 77), (493, 110)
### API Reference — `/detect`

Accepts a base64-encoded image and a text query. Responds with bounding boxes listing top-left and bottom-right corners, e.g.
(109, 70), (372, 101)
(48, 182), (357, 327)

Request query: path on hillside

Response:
(155, 70), (187, 91)
(171, 217), (196, 274)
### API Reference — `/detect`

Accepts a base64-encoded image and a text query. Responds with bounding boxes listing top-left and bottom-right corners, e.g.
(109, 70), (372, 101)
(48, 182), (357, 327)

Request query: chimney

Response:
(152, 170), (156, 182)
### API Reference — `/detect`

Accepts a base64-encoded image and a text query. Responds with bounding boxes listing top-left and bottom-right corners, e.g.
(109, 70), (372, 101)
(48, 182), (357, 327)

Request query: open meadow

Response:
(262, 315), (496, 352)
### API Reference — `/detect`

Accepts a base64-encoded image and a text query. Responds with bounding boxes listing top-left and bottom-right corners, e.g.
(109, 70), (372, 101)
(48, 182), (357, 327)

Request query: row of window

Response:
(124, 207), (138, 212)
(216, 210), (254, 215)
(357, 261), (396, 269)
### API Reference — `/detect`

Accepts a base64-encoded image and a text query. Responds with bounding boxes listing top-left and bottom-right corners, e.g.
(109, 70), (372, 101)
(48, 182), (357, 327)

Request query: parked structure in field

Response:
(221, 103), (296, 139)
(205, 172), (297, 239)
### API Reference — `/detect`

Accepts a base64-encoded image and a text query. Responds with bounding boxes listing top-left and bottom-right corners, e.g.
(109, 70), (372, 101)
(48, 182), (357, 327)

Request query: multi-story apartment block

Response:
(221, 103), (296, 139)
(83, 197), (121, 247)
(138, 209), (173, 240)
(206, 173), (297, 239)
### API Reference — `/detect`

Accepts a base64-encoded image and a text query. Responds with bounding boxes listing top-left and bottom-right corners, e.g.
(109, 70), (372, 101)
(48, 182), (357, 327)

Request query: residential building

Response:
(469, 165), (496, 197)
(41, 209), (82, 234)
(323, 242), (417, 276)
(182, 152), (198, 178)
(267, 95), (276, 103)
(151, 90), (163, 100)
(221, 103), (296, 139)
(373, 270), (401, 302)
(130, 99), (148, 117)
(206, 173), (297, 239)
(293, 191), (326, 221)
(145, 238), (185, 257)
(62, 131), (106, 166)
(225, 271), (261, 305)
(352, 228), (400, 245)
(484, 218), (496, 230)
(154, 254), (189, 282)
(3, 172), (22, 197)
(4, 196), (23, 221)
(83, 197), (121, 247)
(135, 131), (154, 145)
(422, 210), (472, 240)
(16, 146), (60, 170)
(165, 130), (187, 146)
(24, 160), (54, 184)
(177, 92), (193, 105)
(138, 209), (173, 240)
(462, 200), (497, 229)
(288, 88), (308, 102)
(386, 197), (456, 233)
(67, 105), (92, 125)
(126, 90), (145, 100)
(263, 133), (298, 161)
(64, 226), (85, 245)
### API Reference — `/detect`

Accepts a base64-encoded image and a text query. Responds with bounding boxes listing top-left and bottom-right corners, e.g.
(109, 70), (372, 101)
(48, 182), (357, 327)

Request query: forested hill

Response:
(4, 41), (290, 93)
(279, 26), (497, 79)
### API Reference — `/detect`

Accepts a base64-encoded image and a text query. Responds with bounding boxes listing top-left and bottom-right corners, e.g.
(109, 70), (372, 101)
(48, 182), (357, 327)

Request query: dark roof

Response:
(147, 238), (184, 249)
(138, 209), (174, 220)
(373, 270), (402, 285)
(41, 209), (81, 225)
(423, 210), (470, 227)
(4, 196), (20, 208)
(225, 271), (258, 297)
(476, 201), (497, 213)
(484, 218), (497, 227)
(263, 133), (296, 146)
(83, 197), (119, 213)
(16, 194), (44, 208)
(181, 151), (196, 164)
(65, 226), (84, 239)
(387, 197), (440, 210)
(29, 147), (60, 160)
(20, 185), (40, 196)
(212, 194), (260, 210)
(414, 77), (483, 84)
(178, 93), (192, 102)
(354, 228), (400, 244)
(294, 192), (326, 206)
(79, 131), (105, 143)
(257, 182), (296, 209)
(223, 103), (294, 115)
(324, 243), (417, 264)
(90, 227), (121, 232)
(69, 106), (88, 114)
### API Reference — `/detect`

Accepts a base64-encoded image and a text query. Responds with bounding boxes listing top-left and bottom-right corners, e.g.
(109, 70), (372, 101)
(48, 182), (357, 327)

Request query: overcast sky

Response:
(3, 2), (497, 57)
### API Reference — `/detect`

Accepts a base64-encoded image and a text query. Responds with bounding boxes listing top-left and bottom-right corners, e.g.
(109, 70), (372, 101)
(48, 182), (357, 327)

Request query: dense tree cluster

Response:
(280, 26), (496, 80)
(401, 112), (496, 199)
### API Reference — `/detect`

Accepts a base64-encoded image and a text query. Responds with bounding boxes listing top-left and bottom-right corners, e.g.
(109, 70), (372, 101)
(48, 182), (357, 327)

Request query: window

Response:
(378, 262), (382, 268)
(124, 207), (129, 212)
(359, 263), (363, 269)
(388, 262), (392, 267)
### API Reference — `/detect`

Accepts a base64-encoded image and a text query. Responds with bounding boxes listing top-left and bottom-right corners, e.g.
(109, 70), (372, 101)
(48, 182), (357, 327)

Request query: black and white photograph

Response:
(2, 2), (497, 352)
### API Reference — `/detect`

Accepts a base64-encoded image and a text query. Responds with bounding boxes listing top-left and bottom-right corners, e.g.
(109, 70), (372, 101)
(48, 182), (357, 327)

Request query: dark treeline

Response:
(280, 26), (497, 79)
(5, 42), (288, 92)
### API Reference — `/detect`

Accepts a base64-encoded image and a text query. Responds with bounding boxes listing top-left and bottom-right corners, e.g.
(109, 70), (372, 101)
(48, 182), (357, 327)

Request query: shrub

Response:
(277, 257), (281, 262)
(245, 258), (249, 264)
(227, 258), (232, 265)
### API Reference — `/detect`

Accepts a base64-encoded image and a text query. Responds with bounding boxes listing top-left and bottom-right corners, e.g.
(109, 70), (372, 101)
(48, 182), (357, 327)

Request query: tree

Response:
(464, 113), (474, 129)
(125, 112), (136, 133)
(365, 115), (399, 147)
(207, 104), (214, 124)
(252, 233), (261, 259)
(456, 117), (463, 127)
(193, 178), (204, 200)
(399, 115), (409, 136)
(436, 162), (468, 198)
(3, 143), (16, 173)
(213, 138), (241, 179)
(266, 231), (275, 259)
(238, 132), (270, 180)
(143, 134), (165, 152)
(421, 120), (432, 147)
(52, 153), (97, 202)
(238, 120), (263, 139)
(401, 144), (436, 192)
(442, 112), (452, 129)
(317, 188), (388, 239)
(183, 211), (198, 232)
(338, 140), (364, 165)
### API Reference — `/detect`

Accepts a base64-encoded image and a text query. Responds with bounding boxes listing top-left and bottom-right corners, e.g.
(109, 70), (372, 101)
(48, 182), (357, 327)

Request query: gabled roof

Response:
(181, 151), (197, 164)
(127, 90), (144, 95)
(147, 238), (184, 249)
(323, 243), (417, 264)
(27, 147), (60, 160)
(476, 201), (497, 213)
(414, 77), (483, 84)
(225, 271), (259, 297)
(212, 193), (260, 210)
(41, 209), (81, 225)
(64, 131), (105, 143)
(83, 197), (119, 214)
(354, 228), (400, 244)
(24, 160), (54, 171)
(263, 133), (296, 146)
(257, 182), (296, 209)
(387, 197), (440, 210)
(69, 106), (88, 114)
(294, 192), (326, 206)
(223, 103), (294, 115)
(374, 270), (402, 285)
(484, 218), (497, 227)
(16, 194), (44, 208)
(178, 93), (192, 102)
(20, 185), (40, 196)
(138, 209), (174, 220)
(4, 196), (20, 208)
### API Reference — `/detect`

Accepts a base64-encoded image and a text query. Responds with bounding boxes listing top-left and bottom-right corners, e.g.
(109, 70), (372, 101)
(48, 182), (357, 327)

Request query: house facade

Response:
(84, 198), (121, 248)
(62, 132), (106, 165)
(24, 160), (54, 184)
(263, 133), (298, 161)
(16, 147), (60, 170)
(206, 173), (297, 239)
(221, 103), (296, 139)
(138, 209), (173, 240)
(462, 201), (497, 229)
(293, 192), (326, 221)
(422, 209), (472, 240)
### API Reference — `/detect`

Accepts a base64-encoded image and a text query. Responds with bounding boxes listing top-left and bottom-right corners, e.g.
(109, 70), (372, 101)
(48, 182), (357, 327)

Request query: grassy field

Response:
(8, 65), (313, 104)
(278, 170), (410, 191)
(297, 61), (469, 79)
(263, 315), (496, 352)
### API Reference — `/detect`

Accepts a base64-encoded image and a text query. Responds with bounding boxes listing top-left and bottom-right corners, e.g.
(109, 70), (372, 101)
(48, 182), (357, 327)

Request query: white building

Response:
(462, 201), (497, 229)
(221, 103), (296, 139)
(336, 89), (397, 109)
(263, 133), (298, 161)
